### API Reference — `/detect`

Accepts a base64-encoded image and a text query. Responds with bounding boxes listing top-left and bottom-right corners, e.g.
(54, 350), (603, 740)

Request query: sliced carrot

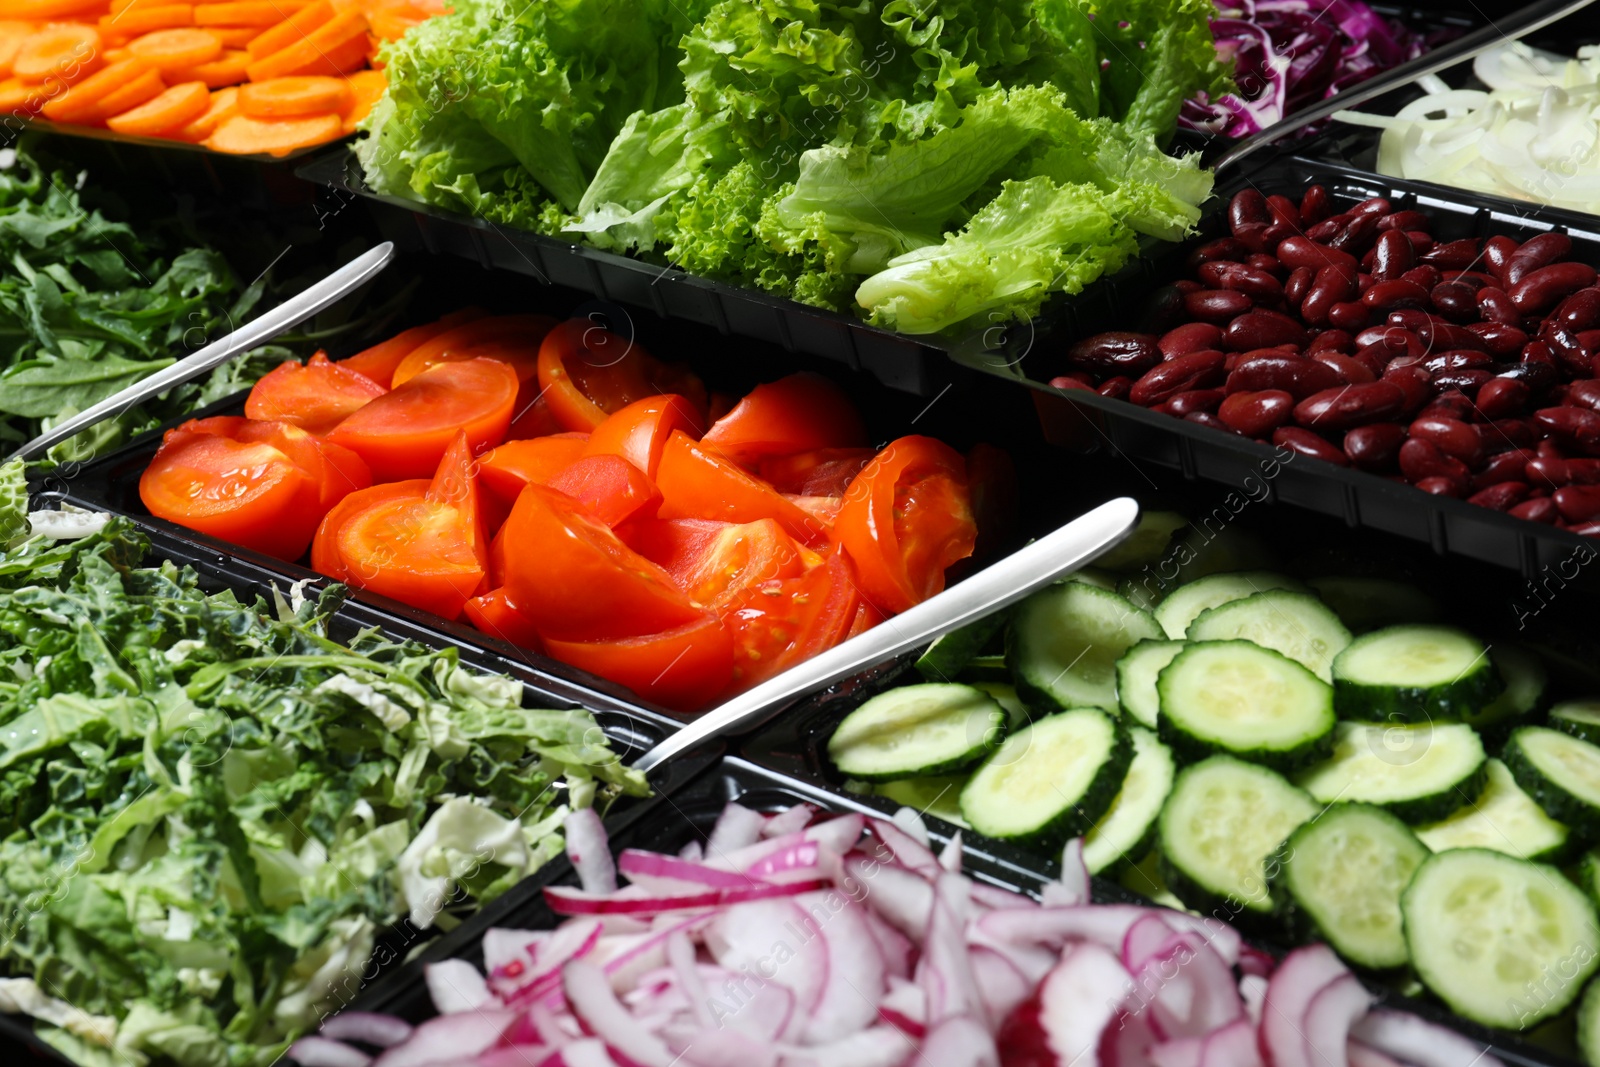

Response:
(0, 21), (34, 79)
(127, 25), (219, 68)
(236, 73), (342, 116)
(338, 65), (379, 131)
(40, 55), (148, 119)
(13, 24), (101, 82)
(204, 24), (257, 45)
(87, 64), (161, 116)
(0, 76), (46, 111)
(243, 0), (324, 55)
(170, 80), (231, 137)
(244, 12), (361, 79)
(195, 0), (303, 25)
(178, 45), (244, 85)
(0, 0), (105, 18)
(99, 3), (192, 38)
(205, 109), (336, 154)
(104, 75), (203, 132)
(104, 45), (129, 61)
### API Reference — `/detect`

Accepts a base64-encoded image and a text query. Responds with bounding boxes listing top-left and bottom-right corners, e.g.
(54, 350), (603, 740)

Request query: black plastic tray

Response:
(328, 754), (1566, 1067)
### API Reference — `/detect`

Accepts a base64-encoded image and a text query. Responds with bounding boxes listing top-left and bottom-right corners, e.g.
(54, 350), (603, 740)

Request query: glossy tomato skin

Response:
(311, 479), (431, 581)
(700, 372), (867, 466)
(547, 454), (662, 527)
(537, 319), (707, 432)
(759, 447), (875, 497)
(623, 516), (804, 608)
(655, 430), (828, 547)
(583, 394), (704, 478)
(339, 307), (485, 388)
(230, 419), (372, 511)
(477, 434), (590, 507)
(463, 587), (545, 652)
(544, 613), (734, 712)
(721, 551), (860, 695)
(244, 351), (387, 436)
(328, 357), (518, 480)
(834, 435), (977, 614)
(500, 483), (704, 641)
(391, 314), (555, 387)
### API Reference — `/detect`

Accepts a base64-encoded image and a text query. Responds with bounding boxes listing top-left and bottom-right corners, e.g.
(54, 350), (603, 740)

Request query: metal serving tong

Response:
(1212, 0), (1600, 176)
(9, 241), (397, 463)
(632, 496), (1142, 773)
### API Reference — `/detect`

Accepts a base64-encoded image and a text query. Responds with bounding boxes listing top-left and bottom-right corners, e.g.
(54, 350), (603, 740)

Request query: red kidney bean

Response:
(1464, 322), (1527, 357)
(1554, 288), (1600, 332)
(1260, 222), (1296, 251)
(1476, 377), (1531, 419)
(1350, 196), (1392, 219)
(1302, 264), (1359, 325)
(1300, 185), (1331, 225)
(1565, 380), (1600, 412)
(1233, 223), (1271, 253)
(1168, 388), (1225, 417)
(1405, 232), (1436, 256)
(1067, 332), (1163, 376)
(1213, 263), (1285, 301)
(1278, 235), (1360, 274)
(1568, 459), (1600, 484)
(1483, 235), (1519, 280)
(1328, 302), (1369, 332)
(1274, 426), (1350, 465)
(1330, 215), (1381, 256)
(1469, 482), (1531, 511)
(1401, 265), (1442, 291)
(1305, 215), (1352, 243)
(1173, 279), (1204, 295)
(1285, 266), (1315, 306)
(1474, 448), (1535, 488)
(1383, 364), (1433, 413)
(1387, 308), (1434, 333)
(1418, 390), (1475, 421)
(1227, 355), (1340, 398)
(1218, 389), (1295, 436)
(1266, 195), (1301, 229)
(1184, 412), (1236, 433)
(1430, 282), (1480, 324)
(1159, 322), (1224, 358)
(1445, 271), (1496, 291)
(1370, 229), (1417, 282)
(1510, 497), (1560, 524)
(1295, 381), (1407, 430)
(1348, 347), (1387, 379)
(1547, 325), (1595, 378)
(1421, 239), (1480, 269)
(1583, 331), (1600, 353)
(1377, 210), (1428, 233)
(1399, 437), (1471, 487)
(1538, 439), (1566, 460)
(1555, 485), (1600, 522)
(1222, 310), (1308, 351)
(1510, 262), (1599, 313)
(1362, 246), (1378, 273)
(1476, 286), (1519, 325)
(1420, 318), (1491, 355)
(1229, 189), (1270, 233)
(1343, 423), (1407, 471)
(1312, 351), (1376, 385)
(1188, 237), (1249, 268)
(1535, 406), (1600, 456)
(1049, 376), (1097, 393)
(1185, 289), (1254, 323)
(1410, 414), (1483, 466)
(1422, 350), (1495, 374)
(1505, 232), (1573, 286)
(1483, 419), (1535, 451)
(1526, 454), (1569, 487)
(1307, 329), (1355, 355)
(1098, 376), (1132, 400)
(1248, 253), (1284, 277)
(1129, 350), (1227, 406)
(1432, 369), (1493, 396)
(1416, 476), (1465, 497)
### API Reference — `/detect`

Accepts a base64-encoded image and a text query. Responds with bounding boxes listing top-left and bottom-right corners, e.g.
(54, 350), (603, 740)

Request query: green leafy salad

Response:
(358, 0), (1229, 334)
(0, 462), (647, 1067)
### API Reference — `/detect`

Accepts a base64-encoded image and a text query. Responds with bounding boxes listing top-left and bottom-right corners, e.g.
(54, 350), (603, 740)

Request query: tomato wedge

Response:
(721, 551), (860, 694)
(624, 517), (805, 608)
(655, 430), (828, 546)
(328, 357), (519, 480)
(311, 479), (430, 581)
(544, 613), (733, 712)
(340, 307), (486, 388)
(536, 318), (707, 432)
(244, 350), (387, 435)
(463, 587), (544, 652)
(547, 454), (662, 527)
(390, 314), (556, 387)
(759, 447), (875, 497)
(700, 373), (867, 466)
(834, 436), (977, 614)
(476, 434), (590, 507)
(499, 483), (703, 641)
(583, 394), (704, 479)
(506, 392), (567, 441)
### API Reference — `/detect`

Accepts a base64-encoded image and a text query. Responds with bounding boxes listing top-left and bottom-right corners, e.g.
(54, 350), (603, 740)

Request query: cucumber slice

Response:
(1403, 849), (1600, 1029)
(1008, 583), (1162, 715)
(875, 776), (969, 827)
(1152, 571), (1309, 640)
(1583, 850), (1600, 905)
(1274, 803), (1428, 970)
(1462, 644), (1546, 735)
(1082, 726), (1176, 875)
(1157, 640), (1335, 770)
(971, 681), (1029, 727)
(916, 614), (1005, 682)
(959, 708), (1131, 848)
(1551, 699), (1600, 746)
(1306, 576), (1440, 632)
(1414, 759), (1570, 864)
(1504, 726), (1600, 838)
(1093, 510), (1188, 572)
(1115, 639), (1185, 730)
(961, 655), (1011, 683)
(1066, 568), (1119, 592)
(1186, 589), (1352, 682)
(828, 684), (1006, 782)
(1119, 576), (1163, 612)
(1295, 721), (1486, 824)
(1120, 847), (1187, 912)
(1158, 755), (1319, 918)
(1331, 625), (1502, 723)
(1579, 974), (1600, 1067)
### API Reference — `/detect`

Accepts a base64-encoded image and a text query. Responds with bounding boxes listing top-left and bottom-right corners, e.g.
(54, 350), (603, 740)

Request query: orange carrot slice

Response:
(0, 21), (34, 78)
(179, 45), (243, 85)
(236, 73), (342, 116)
(204, 24), (256, 45)
(127, 25), (218, 68)
(244, 10), (361, 79)
(205, 109), (336, 154)
(0, 0), (106, 18)
(99, 3), (192, 38)
(86, 63), (161, 116)
(338, 65), (379, 131)
(41, 55), (148, 119)
(104, 75), (203, 132)
(104, 45), (130, 61)
(0, 76), (46, 111)
(170, 80), (231, 137)
(243, 0), (324, 55)
(195, 0), (303, 25)
(12, 24), (101, 82)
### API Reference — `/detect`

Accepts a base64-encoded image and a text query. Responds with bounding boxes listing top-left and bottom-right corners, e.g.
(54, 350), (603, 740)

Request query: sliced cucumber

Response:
(1066, 568), (1119, 592)
(1115, 639), (1185, 730)
(1583, 850), (1600, 905)
(916, 614), (1005, 682)
(1186, 589), (1352, 682)
(1120, 847), (1187, 912)
(1551, 699), (1600, 747)
(1119, 576), (1163, 612)
(1157, 641), (1335, 770)
(1579, 975), (1600, 1067)
(875, 776), (969, 827)
(1307, 576), (1440, 633)
(1504, 726), (1600, 838)
(959, 708), (1131, 848)
(961, 655), (1011, 683)
(1153, 571), (1308, 640)
(1008, 583), (1162, 715)
(1414, 759), (1570, 864)
(1295, 721), (1485, 824)
(971, 681), (1029, 727)
(1462, 644), (1547, 735)
(828, 684), (1006, 782)
(1331, 625), (1502, 723)
(1082, 726), (1176, 876)
(1403, 848), (1600, 1029)
(1274, 803), (1428, 970)
(1094, 510), (1188, 572)
(1158, 755), (1319, 918)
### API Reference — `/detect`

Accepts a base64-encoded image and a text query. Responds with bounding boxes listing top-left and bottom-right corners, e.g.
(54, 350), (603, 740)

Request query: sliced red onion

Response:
(744, 841), (822, 879)
(805, 813), (867, 856)
(544, 885), (721, 916)
(869, 817), (941, 878)
(705, 899), (829, 1016)
(1122, 913), (1179, 973)
(474, 1047), (558, 1067)
(938, 831), (963, 873)
(980, 903), (1157, 953)
(678, 840), (704, 862)
(1239, 973), (1268, 1027)
(1346, 1041), (1407, 1067)
(666, 932), (714, 1029)
(890, 807), (932, 848)
(845, 853), (932, 939)
(1260, 945), (1349, 1067)
(762, 803), (816, 839)
(552, 1036), (618, 1067)
(318, 1013), (414, 1048)
(661, 1023), (778, 1067)
(878, 978), (927, 1038)
(921, 1015), (999, 1066)
(600, 913), (715, 992)
(861, 906), (914, 980)
(499, 919), (602, 1007)
(1058, 839), (1090, 905)
(773, 1026), (917, 1067)
(1150, 1036), (1204, 1067)
(1350, 1009), (1506, 1067)
(796, 890), (888, 1042)
(919, 874), (982, 1024)
(618, 849), (753, 889)
(1304, 973), (1375, 1067)
(1199, 1018), (1263, 1067)
(1004, 944), (1134, 1066)
(288, 1036), (373, 1067)
(1099, 1007), (1160, 1067)
(483, 928), (547, 996)
(425, 959), (496, 1014)
(967, 882), (1037, 912)
(371, 1011), (515, 1067)
(1238, 943), (1276, 977)
(1137, 931), (1243, 1039)
(970, 945), (1032, 1029)
(562, 959), (676, 1067)
(565, 808), (616, 896)
(705, 803), (766, 856)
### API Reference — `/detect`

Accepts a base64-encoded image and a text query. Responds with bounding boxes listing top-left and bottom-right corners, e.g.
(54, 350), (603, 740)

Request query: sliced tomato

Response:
(506, 391), (567, 441)
(328, 357), (519, 480)
(500, 483), (704, 641)
(965, 442), (1020, 561)
(721, 551), (860, 694)
(654, 430), (828, 546)
(834, 436), (977, 615)
(463, 587), (545, 652)
(476, 433), (590, 507)
(536, 318), (707, 432)
(311, 479), (430, 581)
(700, 373), (867, 466)
(547, 454), (662, 527)
(488, 523), (509, 587)
(230, 419), (372, 511)
(787, 494), (842, 528)
(391, 314), (556, 387)
(760, 447), (875, 497)
(340, 307), (486, 388)
(544, 613), (734, 712)
(244, 351), (387, 435)
(846, 598), (887, 640)
(583, 394), (704, 479)
(623, 516), (804, 608)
